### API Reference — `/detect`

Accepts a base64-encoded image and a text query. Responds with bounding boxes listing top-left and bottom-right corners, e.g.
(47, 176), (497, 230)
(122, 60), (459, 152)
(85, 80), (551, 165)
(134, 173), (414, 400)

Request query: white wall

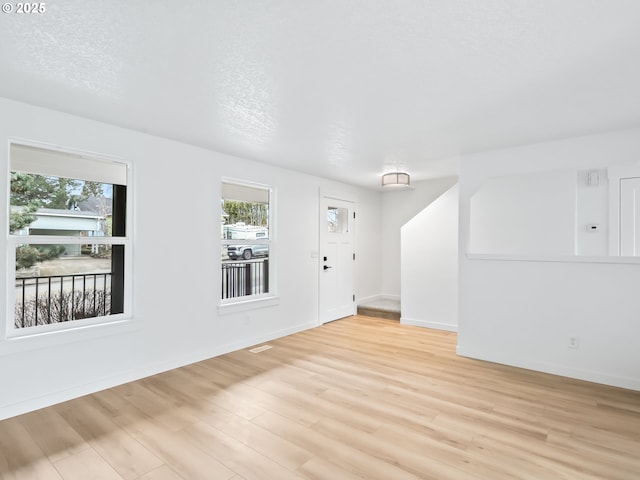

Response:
(0, 98), (383, 419)
(353, 190), (384, 302)
(459, 127), (640, 391)
(379, 177), (457, 300)
(469, 169), (576, 255)
(401, 184), (458, 331)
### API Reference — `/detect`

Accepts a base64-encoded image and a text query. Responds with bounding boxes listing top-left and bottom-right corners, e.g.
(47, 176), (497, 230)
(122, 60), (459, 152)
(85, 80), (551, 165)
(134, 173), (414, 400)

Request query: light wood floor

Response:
(1, 316), (639, 479)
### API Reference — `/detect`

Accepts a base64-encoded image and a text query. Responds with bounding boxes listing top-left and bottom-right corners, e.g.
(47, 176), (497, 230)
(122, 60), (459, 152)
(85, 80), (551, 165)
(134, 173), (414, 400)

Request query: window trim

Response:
(5, 140), (133, 340)
(220, 177), (276, 306)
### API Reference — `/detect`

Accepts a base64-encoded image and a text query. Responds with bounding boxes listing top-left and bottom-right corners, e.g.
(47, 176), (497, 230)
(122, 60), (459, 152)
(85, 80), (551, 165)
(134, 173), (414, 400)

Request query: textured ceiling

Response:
(2, 0), (640, 189)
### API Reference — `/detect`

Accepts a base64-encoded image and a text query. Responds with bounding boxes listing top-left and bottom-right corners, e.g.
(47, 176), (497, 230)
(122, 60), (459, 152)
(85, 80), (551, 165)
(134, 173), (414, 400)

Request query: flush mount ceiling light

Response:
(381, 172), (410, 188)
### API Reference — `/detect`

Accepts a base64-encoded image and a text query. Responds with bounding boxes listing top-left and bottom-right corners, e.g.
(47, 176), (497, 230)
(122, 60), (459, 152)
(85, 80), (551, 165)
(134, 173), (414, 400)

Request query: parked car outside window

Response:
(227, 244), (269, 260)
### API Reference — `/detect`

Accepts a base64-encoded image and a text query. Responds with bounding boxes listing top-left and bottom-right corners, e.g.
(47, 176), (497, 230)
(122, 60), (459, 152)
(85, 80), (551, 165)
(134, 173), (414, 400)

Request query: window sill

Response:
(218, 295), (280, 315)
(466, 253), (640, 264)
(0, 316), (138, 356)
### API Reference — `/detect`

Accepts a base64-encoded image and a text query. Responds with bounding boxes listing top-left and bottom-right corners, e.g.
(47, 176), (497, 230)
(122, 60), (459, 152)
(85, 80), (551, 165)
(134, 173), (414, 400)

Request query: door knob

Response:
(323, 265), (332, 270)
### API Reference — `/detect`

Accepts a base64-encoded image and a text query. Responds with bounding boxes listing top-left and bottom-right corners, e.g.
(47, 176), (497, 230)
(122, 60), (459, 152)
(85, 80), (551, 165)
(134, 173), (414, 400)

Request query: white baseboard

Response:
(456, 345), (640, 392)
(0, 321), (317, 421)
(381, 294), (401, 302)
(356, 294), (381, 305)
(357, 293), (400, 305)
(401, 316), (457, 332)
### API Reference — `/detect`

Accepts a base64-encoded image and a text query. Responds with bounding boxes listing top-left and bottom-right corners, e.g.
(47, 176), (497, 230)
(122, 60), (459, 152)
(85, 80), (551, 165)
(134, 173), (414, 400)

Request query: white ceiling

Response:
(2, 1), (640, 190)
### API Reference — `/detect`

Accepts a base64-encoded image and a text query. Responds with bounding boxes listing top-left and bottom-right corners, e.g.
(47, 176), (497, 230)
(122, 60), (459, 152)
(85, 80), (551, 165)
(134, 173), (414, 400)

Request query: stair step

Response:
(357, 306), (400, 321)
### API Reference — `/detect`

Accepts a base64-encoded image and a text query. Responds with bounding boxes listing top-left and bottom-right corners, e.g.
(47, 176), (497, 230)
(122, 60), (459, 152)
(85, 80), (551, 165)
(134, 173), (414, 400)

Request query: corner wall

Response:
(401, 184), (458, 331)
(458, 127), (640, 390)
(379, 177), (457, 300)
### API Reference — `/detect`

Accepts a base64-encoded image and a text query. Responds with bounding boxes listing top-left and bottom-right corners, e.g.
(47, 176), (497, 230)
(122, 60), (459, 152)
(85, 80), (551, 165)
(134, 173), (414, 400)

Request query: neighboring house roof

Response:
(35, 208), (102, 219)
(11, 206), (103, 219)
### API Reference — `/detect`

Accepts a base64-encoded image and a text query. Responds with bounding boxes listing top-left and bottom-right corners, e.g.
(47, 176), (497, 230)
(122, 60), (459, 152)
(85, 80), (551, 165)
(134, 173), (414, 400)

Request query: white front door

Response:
(620, 177), (640, 256)
(319, 196), (355, 323)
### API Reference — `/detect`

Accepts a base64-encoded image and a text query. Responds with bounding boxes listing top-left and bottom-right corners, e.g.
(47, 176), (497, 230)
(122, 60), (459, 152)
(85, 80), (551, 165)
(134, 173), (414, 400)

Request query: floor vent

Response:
(249, 345), (272, 354)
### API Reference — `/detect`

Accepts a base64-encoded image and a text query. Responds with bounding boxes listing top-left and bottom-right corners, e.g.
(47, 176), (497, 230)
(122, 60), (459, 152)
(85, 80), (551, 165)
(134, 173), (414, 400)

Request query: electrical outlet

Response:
(568, 335), (579, 349)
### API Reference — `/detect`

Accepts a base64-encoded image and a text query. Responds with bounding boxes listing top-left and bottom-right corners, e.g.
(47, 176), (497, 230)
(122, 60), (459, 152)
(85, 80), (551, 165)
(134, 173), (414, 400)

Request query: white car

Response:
(227, 244), (268, 260)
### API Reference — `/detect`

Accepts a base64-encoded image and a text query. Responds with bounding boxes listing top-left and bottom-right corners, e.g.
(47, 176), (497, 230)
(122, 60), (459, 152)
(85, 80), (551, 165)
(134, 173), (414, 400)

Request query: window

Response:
(327, 206), (349, 233)
(221, 180), (272, 301)
(8, 143), (130, 336)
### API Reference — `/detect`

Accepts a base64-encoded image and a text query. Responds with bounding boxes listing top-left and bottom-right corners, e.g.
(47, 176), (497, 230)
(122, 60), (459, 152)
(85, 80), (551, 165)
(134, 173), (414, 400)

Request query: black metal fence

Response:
(15, 273), (112, 328)
(15, 261), (268, 327)
(222, 259), (269, 299)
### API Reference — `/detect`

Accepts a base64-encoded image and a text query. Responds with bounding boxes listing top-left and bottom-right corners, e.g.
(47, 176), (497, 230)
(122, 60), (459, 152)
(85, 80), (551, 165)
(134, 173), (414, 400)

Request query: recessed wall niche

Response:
(468, 163), (640, 258)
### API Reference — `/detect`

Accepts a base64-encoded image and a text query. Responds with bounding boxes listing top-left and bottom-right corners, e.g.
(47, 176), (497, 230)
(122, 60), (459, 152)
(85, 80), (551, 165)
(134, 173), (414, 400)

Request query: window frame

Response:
(5, 140), (132, 339)
(220, 178), (276, 309)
